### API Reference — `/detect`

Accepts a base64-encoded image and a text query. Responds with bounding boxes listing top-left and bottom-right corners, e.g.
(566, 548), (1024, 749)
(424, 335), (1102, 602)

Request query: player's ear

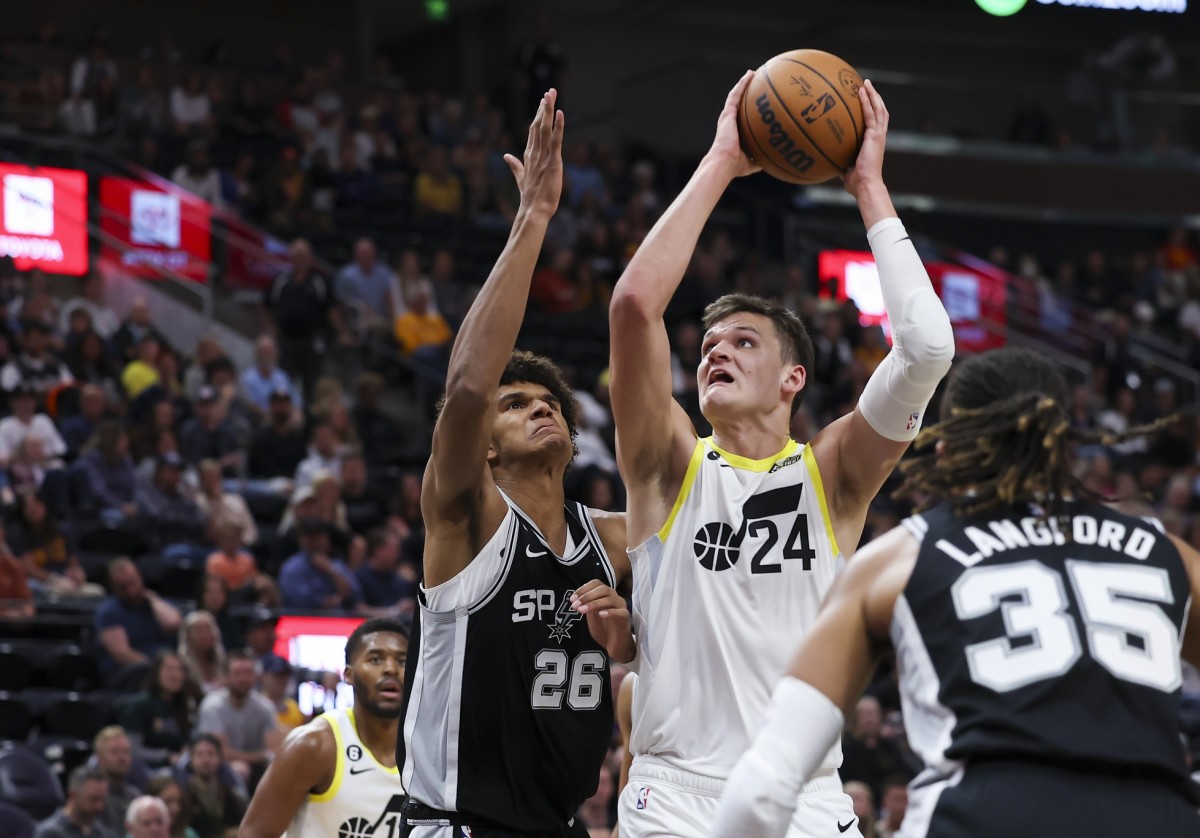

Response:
(782, 363), (806, 399)
(343, 665), (353, 685)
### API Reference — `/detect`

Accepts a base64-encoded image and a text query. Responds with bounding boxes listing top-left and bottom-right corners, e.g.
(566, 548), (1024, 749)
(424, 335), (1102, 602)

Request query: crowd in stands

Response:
(0, 20), (1196, 838)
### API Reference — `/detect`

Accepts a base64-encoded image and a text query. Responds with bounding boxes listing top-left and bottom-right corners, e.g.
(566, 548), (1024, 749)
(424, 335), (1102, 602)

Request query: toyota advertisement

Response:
(100, 176), (212, 282)
(0, 163), (89, 276)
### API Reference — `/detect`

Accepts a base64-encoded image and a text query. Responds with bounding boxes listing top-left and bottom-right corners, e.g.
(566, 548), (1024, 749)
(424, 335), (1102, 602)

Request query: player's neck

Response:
(495, 475), (570, 553)
(710, 419), (792, 462)
(353, 709), (398, 768)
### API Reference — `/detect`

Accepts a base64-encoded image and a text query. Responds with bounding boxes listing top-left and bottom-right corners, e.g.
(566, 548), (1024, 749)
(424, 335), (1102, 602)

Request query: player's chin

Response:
(365, 694), (405, 719)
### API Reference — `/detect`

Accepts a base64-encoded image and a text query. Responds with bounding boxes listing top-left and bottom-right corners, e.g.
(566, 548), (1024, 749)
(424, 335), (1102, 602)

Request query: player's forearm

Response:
(444, 207), (551, 400)
(853, 177), (898, 232)
(611, 155), (733, 319)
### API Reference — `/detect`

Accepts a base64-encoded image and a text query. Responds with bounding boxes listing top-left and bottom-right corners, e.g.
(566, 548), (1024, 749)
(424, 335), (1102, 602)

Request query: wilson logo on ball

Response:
(753, 94), (817, 174)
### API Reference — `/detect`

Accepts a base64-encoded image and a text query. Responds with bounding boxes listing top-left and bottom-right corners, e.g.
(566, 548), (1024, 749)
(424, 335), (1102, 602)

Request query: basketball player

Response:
(714, 347), (1200, 836)
(398, 87), (632, 837)
(237, 617), (409, 838)
(607, 74), (954, 838)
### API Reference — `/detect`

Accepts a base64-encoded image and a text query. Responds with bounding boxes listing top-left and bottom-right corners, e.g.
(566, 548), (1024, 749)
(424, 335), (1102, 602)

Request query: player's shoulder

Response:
(587, 509), (631, 579)
(278, 712), (338, 764)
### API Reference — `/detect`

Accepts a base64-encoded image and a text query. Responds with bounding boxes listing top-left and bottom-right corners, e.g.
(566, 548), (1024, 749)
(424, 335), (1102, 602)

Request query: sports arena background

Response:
(0, 0), (1197, 835)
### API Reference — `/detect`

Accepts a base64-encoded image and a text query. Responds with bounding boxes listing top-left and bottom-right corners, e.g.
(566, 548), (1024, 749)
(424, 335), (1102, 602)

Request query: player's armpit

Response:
(238, 721), (336, 838)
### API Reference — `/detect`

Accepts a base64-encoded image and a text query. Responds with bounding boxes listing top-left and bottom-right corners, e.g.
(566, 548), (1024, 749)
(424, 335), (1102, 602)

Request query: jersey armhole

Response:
(308, 714), (344, 803)
(801, 444), (840, 557)
(657, 439), (705, 543)
(421, 507), (518, 614)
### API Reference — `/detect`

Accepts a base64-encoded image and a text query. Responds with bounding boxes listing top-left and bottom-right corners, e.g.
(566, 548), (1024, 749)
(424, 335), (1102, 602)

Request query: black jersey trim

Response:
(575, 502), (617, 588)
(507, 497), (594, 566)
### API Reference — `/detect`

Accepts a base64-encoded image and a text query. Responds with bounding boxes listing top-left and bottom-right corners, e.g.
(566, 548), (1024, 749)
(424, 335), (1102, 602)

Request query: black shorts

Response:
(906, 761), (1200, 838)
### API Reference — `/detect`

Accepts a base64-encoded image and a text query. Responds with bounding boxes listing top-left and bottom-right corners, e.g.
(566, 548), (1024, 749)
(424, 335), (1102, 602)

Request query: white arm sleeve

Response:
(856, 218), (955, 442)
(711, 677), (844, 838)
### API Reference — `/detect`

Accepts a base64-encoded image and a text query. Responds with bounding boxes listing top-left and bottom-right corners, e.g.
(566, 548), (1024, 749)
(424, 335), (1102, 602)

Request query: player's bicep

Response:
(239, 726), (332, 838)
(1171, 536), (1200, 669)
(423, 389), (497, 519)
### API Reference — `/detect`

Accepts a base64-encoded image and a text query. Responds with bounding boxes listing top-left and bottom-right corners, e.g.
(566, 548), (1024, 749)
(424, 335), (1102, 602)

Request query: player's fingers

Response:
(858, 85), (876, 131)
(552, 108), (565, 151)
(597, 607), (628, 619)
(537, 89), (555, 148)
(725, 70), (754, 112)
(572, 579), (605, 599)
(503, 154), (524, 185)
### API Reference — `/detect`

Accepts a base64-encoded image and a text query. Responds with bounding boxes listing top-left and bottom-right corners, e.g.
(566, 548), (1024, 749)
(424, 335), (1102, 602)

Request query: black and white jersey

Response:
(894, 500), (1193, 795)
(400, 493), (617, 832)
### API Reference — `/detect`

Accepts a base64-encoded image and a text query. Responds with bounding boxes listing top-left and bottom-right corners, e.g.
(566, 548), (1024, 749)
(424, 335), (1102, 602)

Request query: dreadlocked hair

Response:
(895, 347), (1176, 521)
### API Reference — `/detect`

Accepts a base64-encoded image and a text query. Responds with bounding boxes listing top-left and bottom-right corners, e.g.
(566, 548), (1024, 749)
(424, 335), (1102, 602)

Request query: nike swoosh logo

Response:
(838, 819), (856, 833)
(526, 546), (547, 558)
(349, 766), (374, 775)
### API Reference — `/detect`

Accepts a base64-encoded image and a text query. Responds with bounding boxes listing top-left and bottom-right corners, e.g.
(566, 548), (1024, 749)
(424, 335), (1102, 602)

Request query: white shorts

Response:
(617, 756), (862, 838)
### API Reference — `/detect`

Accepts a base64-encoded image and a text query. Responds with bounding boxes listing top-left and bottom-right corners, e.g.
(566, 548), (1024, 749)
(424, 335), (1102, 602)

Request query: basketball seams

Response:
(762, 71), (850, 177)
(777, 56), (863, 145)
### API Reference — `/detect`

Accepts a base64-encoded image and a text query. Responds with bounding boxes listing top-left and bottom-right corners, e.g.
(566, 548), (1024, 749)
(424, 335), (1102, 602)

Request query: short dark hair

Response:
(68, 766), (106, 793)
(346, 617), (409, 663)
(224, 648), (257, 672)
(702, 293), (815, 415)
(204, 356), (235, 381)
(365, 527), (396, 557)
(189, 732), (223, 754)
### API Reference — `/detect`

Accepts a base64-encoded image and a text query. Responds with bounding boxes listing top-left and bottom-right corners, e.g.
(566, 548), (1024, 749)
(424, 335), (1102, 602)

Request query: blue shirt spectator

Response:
(354, 528), (414, 610)
(336, 239), (395, 328)
(95, 559), (182, 683)
(240, 336), (299, 415)
(76, 421), (136, 514)
(278, 521), (361, 610)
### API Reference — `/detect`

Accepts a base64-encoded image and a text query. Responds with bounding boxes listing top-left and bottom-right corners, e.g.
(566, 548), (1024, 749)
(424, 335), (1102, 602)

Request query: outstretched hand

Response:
(707, 70), (761, 180)
(842, 79), (889, 200)
(504, 88), (564, 219)
(572, 579), (636, 664)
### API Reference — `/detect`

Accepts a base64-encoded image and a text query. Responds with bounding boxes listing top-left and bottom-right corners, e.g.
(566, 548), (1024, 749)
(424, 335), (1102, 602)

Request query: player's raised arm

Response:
(608, 71), (758, 543)
(422, 89), (564, 585)
(808, 80), (954, 553)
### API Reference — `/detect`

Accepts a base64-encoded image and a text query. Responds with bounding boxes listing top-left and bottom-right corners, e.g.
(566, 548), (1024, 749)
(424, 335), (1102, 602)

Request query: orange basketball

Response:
(736, 49), (865, 185)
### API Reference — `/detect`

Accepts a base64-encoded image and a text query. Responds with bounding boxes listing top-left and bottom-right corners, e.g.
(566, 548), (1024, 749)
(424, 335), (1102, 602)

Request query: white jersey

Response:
(629, 437), (844, 778)
(286, 707), (406, 837)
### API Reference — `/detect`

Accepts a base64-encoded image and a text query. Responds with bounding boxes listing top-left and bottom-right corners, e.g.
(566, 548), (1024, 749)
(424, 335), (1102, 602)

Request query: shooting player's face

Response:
(698, 312), (800, 424)
(346, 632), (408, 719)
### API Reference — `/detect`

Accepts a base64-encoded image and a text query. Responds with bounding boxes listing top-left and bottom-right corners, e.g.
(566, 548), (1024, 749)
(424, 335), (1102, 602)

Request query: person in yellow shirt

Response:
(394, 289), (453, 415)
(121, 334), (162, 399)
(262, 654), (307, 732)
(412, 146), (463, 219)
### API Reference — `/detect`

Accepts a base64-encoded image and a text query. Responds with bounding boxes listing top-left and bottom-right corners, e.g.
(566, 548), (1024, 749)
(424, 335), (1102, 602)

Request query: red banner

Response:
(99, 177), (212, 282)
(0, 163), (88, 276)
(817, 249), (1007, 354)
(225, 217), (290, 291)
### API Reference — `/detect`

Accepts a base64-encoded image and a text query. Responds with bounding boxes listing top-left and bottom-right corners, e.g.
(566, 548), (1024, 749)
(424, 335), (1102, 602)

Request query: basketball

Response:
(736, 49), (866, 185)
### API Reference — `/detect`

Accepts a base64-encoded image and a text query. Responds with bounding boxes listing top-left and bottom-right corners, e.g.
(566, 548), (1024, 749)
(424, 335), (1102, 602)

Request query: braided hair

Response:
(895, 347), (1174, 520)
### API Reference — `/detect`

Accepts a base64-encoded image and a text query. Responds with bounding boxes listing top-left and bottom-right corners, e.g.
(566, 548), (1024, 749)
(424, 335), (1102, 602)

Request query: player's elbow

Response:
(893, 288), (955, 385)
(441, 370), (494, 410)
(609, 278), (661, 328)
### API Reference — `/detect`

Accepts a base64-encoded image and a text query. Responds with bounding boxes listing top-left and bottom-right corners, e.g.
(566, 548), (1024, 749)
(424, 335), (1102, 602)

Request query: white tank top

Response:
(629, 437), (844, 778)
(286, 707), (406, 837)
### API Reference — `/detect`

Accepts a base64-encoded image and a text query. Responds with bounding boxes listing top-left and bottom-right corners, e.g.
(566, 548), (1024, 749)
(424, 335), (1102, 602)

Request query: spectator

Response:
(169, 71), (212, 136)
(136, 452), (208, 551)
(180, 734), (245, 838)
(577, 767), (613, 832)
(843, 781), (878, 838)
(279, 518), (360, 610)
(282, 471), (348, 540)
(60, 383), (111, 457)
(429, 248), (471, 329)
(119, 65), (165, 139)
(93, 727), (140, 835)
(337, 238), (395, 335)
(11, 489), (100, 597)
(179, 387), (241, 476)
(333, 139), (379, 207)
(239, 336), (298, 420)
(96, 558), (182, 689)
(876, 775), (909, 838)
(412, 145), (463, 219)
(261, 238), (344, 402)
(34, 766), (114, 838)
(391, 247), (437, 319)
(122, 335), (163, 400)
(112, 298), (165, 364)
(124, 796), (171, 838)
(340, 450), (388, 534)
(242, 609), (278, 664)
(393, 288), (451, 412)
(204, 520), (259, 593)
(178, 610), (226, 694)
(293, 420), (342, 489)
(0, 321), (73, 400)
(8, 435), (62, 496)
(171, 139), (224, 209)
(181, 338), (223, 404)
(0, 524), (34, 619)
(0, 385), (66, 466)
(840, 696), (916, 803)
(246, 388), (306, 485)
(70, 40), (118, 98)
(145, 775), (198, 838)
(356, 527), (415, 617)
(78, 419), (138, 523)
(195, 460), (256, 545)
(200, 357), (255, 446)
(195, 651), (280, 783)
(59, 270), (120, 339)
(118, 650), (199, 753)
(260, 653), (306, 732)
(351, 372), (399, 461)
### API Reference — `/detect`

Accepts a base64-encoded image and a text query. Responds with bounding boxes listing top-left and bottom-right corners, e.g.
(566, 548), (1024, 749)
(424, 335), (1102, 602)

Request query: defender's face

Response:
(490, 382), (572, 468)
(697, 313), (801, 423)
(347, 632), (408, 719)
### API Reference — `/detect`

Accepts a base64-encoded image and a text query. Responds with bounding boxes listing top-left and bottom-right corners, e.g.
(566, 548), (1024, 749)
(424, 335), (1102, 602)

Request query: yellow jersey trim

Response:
(706, 437), (800, 473)
(802, 444), (840, 557)
(309, 714), (344, 802)
(347, 708), (400, 775)
(658, 439), (705, 542)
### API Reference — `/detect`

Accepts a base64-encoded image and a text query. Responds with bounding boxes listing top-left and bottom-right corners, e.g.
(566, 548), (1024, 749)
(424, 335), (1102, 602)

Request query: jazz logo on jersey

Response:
(693, 482), (815, 574)
(512, 588), (584, 642)
(636, 787), (652, 810)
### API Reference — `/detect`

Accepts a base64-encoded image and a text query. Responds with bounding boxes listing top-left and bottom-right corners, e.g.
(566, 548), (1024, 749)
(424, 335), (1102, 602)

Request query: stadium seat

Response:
(41, 693), (109, 742)
(26, 736), (91, 788)
(0, 800), (37, 838)
(0, 646), (34, 692)
(0, 744), (64, 821)
(0, 694), (32, 741)
(45, 647), (99, 692)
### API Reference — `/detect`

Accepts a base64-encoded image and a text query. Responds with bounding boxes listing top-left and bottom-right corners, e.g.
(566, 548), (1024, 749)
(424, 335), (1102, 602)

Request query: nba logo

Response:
(131, 190), (181, 248)
(636, 787), (651, 810)
(906, 411), (920, 431)
(3, 174), (54, 236)
(460, 828), (472, 837)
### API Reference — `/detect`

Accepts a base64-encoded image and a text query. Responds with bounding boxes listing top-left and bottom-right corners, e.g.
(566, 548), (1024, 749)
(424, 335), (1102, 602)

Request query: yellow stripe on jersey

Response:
(309, 714), (344, 802)
(707, 437), (800, 472)
(347, 709), (399, 775)
(658, 439), (705, 542)
(802, 444), (840, 558)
